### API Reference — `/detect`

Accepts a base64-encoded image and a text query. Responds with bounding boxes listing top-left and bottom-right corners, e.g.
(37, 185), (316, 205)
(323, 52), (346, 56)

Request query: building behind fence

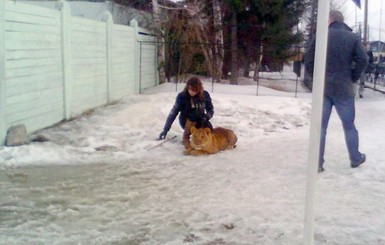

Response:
(0, 0), (158, 145)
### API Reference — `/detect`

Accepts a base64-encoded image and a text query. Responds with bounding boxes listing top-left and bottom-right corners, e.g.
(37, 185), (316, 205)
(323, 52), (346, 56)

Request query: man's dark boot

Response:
(351, 154), (366, 168)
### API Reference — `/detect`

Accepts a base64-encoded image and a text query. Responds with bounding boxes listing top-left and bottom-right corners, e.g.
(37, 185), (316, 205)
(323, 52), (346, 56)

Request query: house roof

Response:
(369, 41), (385, 52)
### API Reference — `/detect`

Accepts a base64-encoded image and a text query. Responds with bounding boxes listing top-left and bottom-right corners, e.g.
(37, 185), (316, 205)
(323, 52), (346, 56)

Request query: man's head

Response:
(329, 10), (344, 25)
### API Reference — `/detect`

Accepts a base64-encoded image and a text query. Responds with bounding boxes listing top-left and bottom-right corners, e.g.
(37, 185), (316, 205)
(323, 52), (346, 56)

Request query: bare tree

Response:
(152, 0), (166, 83)
(230, 10), (238, 84)
(212, 0), (224, 82)
(160, 0), (225, 82)
(184, 1), (224, 82)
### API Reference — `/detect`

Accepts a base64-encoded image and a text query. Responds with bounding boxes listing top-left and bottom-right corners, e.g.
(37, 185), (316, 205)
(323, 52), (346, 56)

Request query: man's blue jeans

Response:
(319, 95), (362, 167)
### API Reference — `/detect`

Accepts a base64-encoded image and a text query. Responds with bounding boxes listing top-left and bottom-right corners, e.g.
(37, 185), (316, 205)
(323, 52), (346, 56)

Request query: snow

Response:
(1, 68), (385, 244)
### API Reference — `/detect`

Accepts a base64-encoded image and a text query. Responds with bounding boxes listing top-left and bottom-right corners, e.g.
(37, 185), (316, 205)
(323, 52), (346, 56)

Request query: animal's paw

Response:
(183, 149), (191, 155)
(189, 149), (207, 156)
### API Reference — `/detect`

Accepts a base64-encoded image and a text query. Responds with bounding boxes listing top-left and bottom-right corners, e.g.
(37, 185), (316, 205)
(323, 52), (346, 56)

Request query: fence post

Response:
(103, 11), (113, 103)
(155, 38), (160, 86)
(130, 19), (140, 94)
(56, 0), (72, 120)
(0, 0), (6, 145)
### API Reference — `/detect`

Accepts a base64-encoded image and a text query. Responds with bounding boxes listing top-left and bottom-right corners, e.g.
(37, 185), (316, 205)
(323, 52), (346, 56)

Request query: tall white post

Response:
(378, 0), (382, 42)
(56, 0), (72, 120)
(103, 11), (113, 103)
(0, 0), (6, 145)
(364, 0), (368, 44)
(303, 0), (330, 244)
(130, 19), (140, 94)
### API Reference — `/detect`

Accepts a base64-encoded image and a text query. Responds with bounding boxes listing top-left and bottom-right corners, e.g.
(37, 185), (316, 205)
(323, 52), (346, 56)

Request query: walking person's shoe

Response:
(351, 154), (366, 168)
(318, 159), (325, 173)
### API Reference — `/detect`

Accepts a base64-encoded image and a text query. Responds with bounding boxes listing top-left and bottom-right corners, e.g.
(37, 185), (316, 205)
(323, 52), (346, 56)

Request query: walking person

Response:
(359, 45), (374, 98)
(159, 76), (214, 148)
(305, 10), (368, 172)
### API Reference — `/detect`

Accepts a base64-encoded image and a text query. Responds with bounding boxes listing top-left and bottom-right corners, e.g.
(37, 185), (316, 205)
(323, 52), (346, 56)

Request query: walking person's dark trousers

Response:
(319, 95), (362, 167)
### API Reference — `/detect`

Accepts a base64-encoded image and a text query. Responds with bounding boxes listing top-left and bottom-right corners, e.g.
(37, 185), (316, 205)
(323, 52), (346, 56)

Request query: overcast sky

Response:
(339, 0), (384, 41)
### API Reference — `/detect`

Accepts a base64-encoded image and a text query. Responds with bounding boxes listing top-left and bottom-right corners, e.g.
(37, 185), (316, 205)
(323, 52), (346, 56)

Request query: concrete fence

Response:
(0, 0), (158, 145)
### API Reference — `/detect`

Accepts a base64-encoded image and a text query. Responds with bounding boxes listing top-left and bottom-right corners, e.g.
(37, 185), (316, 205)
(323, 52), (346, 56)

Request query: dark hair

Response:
(184, 76), (204, 99)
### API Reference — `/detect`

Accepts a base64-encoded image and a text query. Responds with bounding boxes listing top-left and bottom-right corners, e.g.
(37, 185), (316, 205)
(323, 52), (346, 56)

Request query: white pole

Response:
(363, 0), (368, 43)
(378, 0), (382, 42)
(56, 0), (72, 120)
(130, 19), (140, 94)
(103, 11), (113, 103)
(0, 0), (6, 145)
(303, 0), (330, 244)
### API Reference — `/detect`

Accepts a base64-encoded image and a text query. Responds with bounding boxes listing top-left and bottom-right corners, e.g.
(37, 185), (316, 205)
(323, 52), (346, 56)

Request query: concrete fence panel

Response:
(138, 27), (157, 92)
(0, 0), (158, 145)
(4, 1), (64, 136)
(110, 22), (136, 100)
(70, 16), (108, 115)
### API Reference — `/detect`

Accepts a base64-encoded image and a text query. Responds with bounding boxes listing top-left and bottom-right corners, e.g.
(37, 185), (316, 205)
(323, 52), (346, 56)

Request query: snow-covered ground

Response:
(1, 69), (385, 244)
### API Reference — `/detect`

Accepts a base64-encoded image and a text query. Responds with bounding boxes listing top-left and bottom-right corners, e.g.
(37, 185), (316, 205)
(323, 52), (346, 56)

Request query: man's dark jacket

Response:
(163, 90), (214, 132)
(304, 21), (368, 97)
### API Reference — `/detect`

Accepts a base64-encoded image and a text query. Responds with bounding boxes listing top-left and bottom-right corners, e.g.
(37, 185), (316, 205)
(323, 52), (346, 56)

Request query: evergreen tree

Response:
(247, 0), (308, 72)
